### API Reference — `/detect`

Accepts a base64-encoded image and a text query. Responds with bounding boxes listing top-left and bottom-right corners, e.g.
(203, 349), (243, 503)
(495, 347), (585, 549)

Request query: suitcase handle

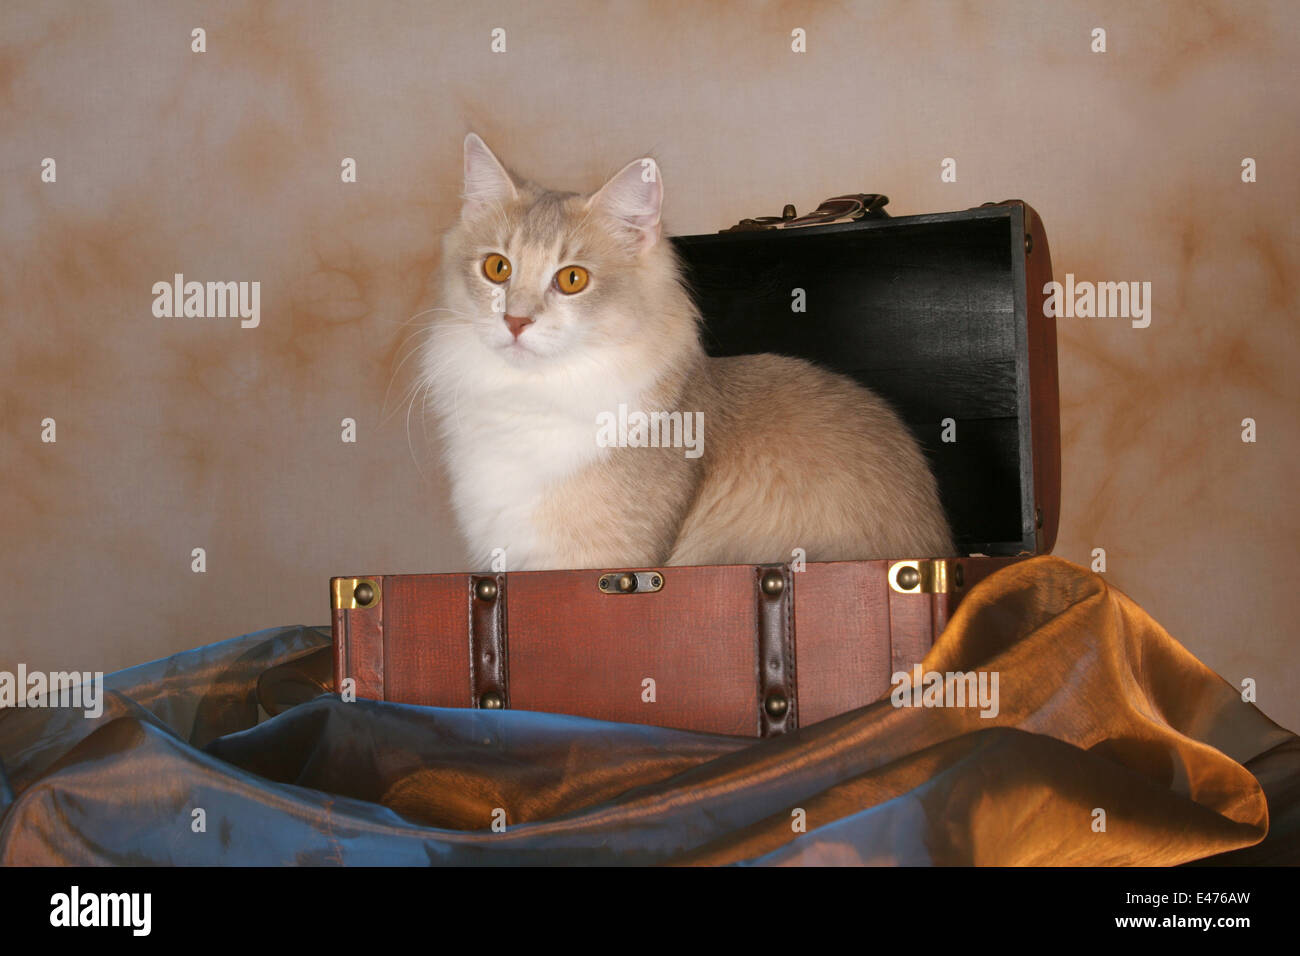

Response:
(720, 193), (890, 233)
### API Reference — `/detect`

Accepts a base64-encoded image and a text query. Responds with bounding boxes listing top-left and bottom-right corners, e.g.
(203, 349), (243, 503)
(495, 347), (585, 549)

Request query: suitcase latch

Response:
(597, 571), (664, 594)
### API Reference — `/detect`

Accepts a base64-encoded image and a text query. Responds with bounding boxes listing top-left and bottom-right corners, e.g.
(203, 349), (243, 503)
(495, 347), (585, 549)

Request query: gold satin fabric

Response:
(683, 556), (1294, 864)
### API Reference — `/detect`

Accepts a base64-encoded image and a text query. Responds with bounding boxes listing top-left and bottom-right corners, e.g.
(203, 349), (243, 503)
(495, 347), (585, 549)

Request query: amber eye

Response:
(554, 265), (589, 294)
(482, 253), (511, 283)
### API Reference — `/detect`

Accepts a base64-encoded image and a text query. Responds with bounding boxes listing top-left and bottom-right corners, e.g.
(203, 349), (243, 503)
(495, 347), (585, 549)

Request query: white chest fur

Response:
(425, 331), (653, 570)
(438, 398), (612, 568)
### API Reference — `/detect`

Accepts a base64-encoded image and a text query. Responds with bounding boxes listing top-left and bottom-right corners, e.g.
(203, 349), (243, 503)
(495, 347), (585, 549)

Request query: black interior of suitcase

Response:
(672, 208), (1032, 556)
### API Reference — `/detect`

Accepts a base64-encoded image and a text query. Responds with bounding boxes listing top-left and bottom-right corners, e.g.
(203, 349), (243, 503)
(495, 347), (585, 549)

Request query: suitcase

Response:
(329, 197), (1059, 737)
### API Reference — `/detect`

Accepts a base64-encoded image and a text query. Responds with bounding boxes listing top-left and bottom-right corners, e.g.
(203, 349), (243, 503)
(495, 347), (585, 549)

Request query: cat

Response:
(418, 133), (954, 571)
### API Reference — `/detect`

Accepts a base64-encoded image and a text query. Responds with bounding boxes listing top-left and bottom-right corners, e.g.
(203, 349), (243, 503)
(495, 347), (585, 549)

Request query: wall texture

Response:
(2, 1), (1296, 729)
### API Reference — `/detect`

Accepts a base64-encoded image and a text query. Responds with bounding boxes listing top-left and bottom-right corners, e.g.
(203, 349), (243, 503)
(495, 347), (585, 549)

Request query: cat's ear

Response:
(462, 133), (518, 219)
(586, 157), (663, 252)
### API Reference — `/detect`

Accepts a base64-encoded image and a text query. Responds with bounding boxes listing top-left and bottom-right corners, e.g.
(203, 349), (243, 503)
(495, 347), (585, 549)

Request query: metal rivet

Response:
(479, 691), (504, 710)
(599, 577), (609, 590)
(954, 563), (964, 588)
(474, 579), (498, 602)
(353, 582), (374, 606)
(1025, 233), (1033, 254)
(616, 573), (636, 593)
(760, 570), (785, 595)
(651, 575), (661, 588)
(764, 693), (789, 718)
(896, 566), (920, 590)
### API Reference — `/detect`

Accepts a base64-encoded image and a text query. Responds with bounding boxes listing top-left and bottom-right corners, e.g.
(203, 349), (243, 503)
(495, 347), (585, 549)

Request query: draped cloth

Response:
(1, 556), (1296, 865)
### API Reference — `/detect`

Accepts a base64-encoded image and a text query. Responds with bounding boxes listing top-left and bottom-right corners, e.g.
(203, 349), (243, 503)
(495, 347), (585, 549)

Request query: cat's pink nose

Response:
(505, 313), (533, 339)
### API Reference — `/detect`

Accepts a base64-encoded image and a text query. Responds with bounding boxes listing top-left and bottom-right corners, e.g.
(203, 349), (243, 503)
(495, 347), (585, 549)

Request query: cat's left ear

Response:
(586, 158), (663, 252)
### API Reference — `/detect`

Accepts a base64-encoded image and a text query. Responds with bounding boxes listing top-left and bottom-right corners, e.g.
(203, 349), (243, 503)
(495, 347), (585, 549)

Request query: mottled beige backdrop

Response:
(2, 1), (1296, 729)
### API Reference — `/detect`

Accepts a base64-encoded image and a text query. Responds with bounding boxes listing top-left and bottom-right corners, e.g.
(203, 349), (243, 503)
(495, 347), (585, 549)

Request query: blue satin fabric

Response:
(1, 558), (1296, 865)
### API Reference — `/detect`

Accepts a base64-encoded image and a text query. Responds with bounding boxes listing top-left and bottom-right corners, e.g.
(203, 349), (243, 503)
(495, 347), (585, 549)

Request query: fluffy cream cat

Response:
(419, 134), (954, 571)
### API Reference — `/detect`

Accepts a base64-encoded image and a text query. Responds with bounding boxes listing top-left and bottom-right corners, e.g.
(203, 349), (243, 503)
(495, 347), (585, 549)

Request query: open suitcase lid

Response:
(671, 200), (1060, 558)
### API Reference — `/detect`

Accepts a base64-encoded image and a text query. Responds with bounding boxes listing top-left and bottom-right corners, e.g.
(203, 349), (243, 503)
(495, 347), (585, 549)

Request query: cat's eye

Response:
(554, 265), (589, 294)
(482, 254), (512, 283)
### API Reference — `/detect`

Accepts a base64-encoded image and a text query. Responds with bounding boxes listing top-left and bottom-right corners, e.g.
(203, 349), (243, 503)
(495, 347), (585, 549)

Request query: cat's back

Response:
(699, 353), (926, 473)
(669, 352), (955, 564)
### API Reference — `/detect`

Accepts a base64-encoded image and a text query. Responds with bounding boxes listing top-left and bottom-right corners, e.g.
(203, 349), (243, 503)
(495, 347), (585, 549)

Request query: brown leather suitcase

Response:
(331, 198), (1059, 737)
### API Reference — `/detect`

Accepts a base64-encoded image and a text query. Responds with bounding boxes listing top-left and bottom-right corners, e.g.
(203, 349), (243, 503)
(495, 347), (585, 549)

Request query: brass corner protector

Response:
(331, 576), (381, 610)
(889, 559), (961, 594)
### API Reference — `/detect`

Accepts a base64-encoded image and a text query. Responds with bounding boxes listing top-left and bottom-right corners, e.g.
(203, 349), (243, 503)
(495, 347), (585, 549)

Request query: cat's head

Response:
(432, 134), (697, 373)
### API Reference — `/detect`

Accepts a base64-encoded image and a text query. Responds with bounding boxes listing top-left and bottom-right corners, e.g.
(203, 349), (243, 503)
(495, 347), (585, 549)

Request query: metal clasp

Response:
(597, 570), (664, 594)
